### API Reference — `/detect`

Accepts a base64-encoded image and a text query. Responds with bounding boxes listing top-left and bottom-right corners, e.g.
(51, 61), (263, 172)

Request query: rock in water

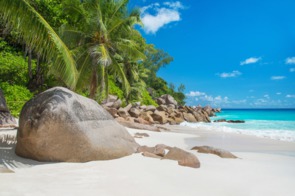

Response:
(16, 87), (139, 162)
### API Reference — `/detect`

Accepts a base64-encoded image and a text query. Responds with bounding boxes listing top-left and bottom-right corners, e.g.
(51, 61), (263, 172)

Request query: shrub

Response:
(141, 89), (158, 106)
(108, 77), (124, 100)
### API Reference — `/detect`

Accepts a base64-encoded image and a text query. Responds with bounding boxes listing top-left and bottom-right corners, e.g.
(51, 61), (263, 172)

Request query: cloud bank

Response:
(140, 1), (185, 34)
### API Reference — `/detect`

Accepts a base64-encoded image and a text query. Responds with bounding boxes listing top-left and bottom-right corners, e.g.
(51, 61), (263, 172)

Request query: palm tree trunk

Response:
(89, 67), (98, 99)
(28, 48), (33, 79)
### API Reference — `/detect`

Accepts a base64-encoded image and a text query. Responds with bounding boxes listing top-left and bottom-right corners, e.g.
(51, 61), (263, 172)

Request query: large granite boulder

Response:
(16, 87), (139, 162)
(0, 89), (17, 128)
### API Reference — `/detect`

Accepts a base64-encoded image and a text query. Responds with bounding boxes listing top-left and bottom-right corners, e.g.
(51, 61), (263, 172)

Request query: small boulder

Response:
(140, 111), (154, 123)
(117, 108), (130, 118)
(156, 97), (166, 105)
(145, 105), (157, 112)
(103, 107), (118, 118)
(134, 132), (149, 138)
(191, 146), (238, 158)
(183, 112), (197, 122)
(151, 110), (167, 124)
(157, 105), (168, 112)
(227, 120), (245, 123)
(123, 103), (132, 112)
(129, 108), (141, 118)
(161, 94), (178, 106)
(112, 99), (122, 109)
(163, 147), (200, 168)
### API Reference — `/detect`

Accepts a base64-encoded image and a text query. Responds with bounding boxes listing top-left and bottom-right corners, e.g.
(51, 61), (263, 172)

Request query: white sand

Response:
(1, 127), (295, 196)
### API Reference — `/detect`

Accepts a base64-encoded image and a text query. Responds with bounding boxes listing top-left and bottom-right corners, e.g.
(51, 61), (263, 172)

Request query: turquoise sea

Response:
(181, 109), (295, 142)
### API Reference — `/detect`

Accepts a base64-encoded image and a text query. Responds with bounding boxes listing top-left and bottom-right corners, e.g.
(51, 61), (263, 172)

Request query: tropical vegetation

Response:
(0, 0), (186, 116)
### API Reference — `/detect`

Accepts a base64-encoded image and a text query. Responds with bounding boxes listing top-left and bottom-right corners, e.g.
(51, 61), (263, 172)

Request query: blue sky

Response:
(129, 0), (295, 108)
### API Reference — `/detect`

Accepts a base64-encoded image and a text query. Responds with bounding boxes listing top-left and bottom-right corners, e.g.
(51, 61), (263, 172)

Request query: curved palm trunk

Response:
(0, 88), (17, 128)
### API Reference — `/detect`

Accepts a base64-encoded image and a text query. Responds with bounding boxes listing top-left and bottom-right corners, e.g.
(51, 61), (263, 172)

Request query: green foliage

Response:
(0, 38), (16, 52)
(173, 91), (186, 106)
(29, 0), (67, 28)
(0, 82), (33, 117)
(0, 0), (78, 89)
(141, 89), (158, 106)
(0, 52), (30, 85)
(108, 77), (124, 101)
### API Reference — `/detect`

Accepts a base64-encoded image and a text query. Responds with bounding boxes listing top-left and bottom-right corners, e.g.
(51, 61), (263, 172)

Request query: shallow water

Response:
(181, 109), (295, 142)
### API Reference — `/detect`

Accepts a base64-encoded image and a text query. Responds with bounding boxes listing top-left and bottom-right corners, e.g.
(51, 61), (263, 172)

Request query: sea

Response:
(180, 109), (295, 142)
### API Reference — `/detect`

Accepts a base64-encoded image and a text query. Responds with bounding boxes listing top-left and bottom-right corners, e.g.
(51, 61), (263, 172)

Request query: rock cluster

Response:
(102, 94), (220, 127)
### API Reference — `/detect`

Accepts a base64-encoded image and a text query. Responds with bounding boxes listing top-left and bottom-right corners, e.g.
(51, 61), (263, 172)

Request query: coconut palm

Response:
(0, 0), (78, 89)
(60, 0), (145, 99)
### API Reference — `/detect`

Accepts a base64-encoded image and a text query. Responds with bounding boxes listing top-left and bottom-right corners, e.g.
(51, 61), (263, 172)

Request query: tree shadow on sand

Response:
(0, 134), (51, 171)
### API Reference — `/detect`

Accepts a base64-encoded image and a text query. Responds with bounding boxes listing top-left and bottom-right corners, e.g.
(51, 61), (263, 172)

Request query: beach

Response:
(1, 125), (295, 196)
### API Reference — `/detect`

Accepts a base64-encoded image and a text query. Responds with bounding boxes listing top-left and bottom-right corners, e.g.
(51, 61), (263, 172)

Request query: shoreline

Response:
(164, 124), (295, 157)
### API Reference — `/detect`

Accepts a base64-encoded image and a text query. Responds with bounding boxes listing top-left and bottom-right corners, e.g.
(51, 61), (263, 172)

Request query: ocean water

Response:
(180, 109), (295, 142)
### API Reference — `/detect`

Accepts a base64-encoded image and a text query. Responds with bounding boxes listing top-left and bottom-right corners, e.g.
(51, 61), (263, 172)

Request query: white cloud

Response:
(285, 57), (295, 64)
(240, 57), (261, 65)
(141, 1), (184, 34)
(290, 68), (295, 72)
(271, 76), (286, 80)
(217, 70), (242, 78)
(186, 91), (229, 105)
(186, 91), (206, 97)
(163, 1), (184, 9)
(276, 92), (281, 95)
(286, 95), (295, 98)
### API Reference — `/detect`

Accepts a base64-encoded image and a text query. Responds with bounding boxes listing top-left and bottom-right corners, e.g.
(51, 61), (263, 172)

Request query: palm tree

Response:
(60, 0), (145, 99)
(0, 0), (78, 89)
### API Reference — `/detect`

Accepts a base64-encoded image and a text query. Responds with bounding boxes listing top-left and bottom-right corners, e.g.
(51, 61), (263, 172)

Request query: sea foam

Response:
(180, 121), (295, 142)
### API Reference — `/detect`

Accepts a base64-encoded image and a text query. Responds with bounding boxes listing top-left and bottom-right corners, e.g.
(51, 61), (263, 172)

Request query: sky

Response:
(129, 0), (295, 108)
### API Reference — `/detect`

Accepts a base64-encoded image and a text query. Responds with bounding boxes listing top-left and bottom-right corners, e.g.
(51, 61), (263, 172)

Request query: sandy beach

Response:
(1, 126), (295, 196)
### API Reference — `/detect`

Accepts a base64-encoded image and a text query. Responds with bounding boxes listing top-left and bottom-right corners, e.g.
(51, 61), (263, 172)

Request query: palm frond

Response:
(89, 44), (112, 67)
(110, 56), (130, 96)
(0, 0), (78, 89)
